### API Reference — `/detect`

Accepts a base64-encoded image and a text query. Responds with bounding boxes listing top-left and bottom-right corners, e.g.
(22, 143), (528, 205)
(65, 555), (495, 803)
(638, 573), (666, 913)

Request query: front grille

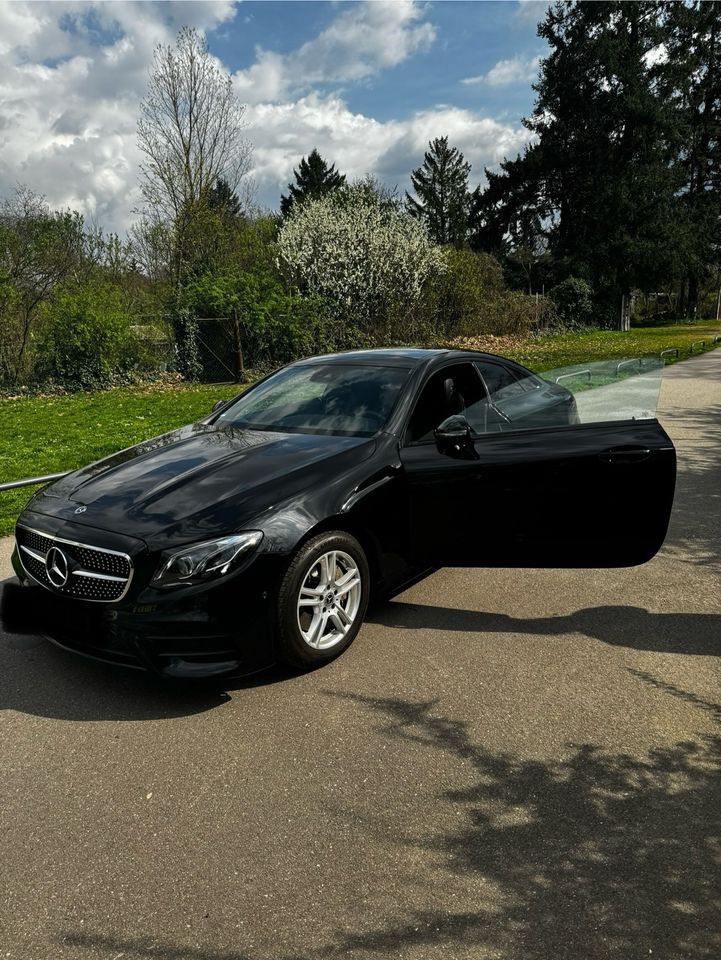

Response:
(15, 524), (133, 603)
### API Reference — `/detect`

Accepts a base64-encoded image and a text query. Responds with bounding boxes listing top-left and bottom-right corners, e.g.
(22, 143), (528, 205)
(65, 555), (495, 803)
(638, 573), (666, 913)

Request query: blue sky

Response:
(0, 1), (550, 231)
(215, 1), (544, 122)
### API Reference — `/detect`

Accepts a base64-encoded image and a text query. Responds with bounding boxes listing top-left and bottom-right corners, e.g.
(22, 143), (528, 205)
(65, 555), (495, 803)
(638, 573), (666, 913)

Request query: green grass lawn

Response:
(507, 322), (721, 370)
(0, 381), (242, 537)
(1, 321), (719, 539)
(453, 321), (721, 370)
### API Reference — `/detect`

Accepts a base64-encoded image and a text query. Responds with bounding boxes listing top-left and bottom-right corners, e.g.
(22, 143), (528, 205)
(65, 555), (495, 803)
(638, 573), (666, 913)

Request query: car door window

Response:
(474, 360), (578, 433)
(406, 363), (487, 442)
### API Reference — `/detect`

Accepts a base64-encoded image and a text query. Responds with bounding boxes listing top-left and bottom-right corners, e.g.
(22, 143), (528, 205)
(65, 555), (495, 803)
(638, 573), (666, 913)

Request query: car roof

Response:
(295, 348), (449, 368)
(292, 347), (530, 371)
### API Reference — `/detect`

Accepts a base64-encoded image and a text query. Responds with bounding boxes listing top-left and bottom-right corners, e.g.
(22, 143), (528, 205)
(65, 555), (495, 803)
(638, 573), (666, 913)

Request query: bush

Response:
(37, 283), (139, 390)
(171, 308), (202, 381)
(436, 248), (554, 338)
(276, 181), (446, 343)
(548, 276), (594, 328)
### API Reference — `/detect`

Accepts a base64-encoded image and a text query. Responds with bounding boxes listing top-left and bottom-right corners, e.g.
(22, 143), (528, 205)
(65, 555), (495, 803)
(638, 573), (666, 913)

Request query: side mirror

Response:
(434, 415), (471, 449)
(435, 415), (477, 459)
(211, 399), (226, 414)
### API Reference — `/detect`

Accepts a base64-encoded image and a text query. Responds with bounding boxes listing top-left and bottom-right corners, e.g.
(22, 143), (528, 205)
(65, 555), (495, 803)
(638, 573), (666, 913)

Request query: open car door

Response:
(399, 358), (676, 568)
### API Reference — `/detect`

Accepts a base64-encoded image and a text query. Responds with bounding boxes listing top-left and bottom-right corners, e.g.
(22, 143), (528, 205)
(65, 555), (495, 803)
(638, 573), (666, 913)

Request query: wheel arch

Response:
(288, 513), (383, 595)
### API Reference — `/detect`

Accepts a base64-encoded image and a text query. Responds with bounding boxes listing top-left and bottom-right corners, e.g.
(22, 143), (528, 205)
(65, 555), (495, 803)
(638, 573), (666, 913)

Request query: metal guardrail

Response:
(714, 335), (721, 344)
(660, 348), (679, 361)
(0, 471), (69, 492)
(615, 358), (642, 376)
(691, 340), (706, 353)
(555, 370), (592, 385)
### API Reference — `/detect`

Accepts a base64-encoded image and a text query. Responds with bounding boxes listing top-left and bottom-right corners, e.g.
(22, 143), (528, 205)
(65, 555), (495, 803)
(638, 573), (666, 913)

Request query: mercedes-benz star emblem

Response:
(46, 546), (69, 588)
(74, 506), (87, 515)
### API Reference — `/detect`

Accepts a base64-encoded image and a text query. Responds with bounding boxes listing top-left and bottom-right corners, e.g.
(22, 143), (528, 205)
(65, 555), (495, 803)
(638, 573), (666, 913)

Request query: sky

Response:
(0, 0), (550, 234)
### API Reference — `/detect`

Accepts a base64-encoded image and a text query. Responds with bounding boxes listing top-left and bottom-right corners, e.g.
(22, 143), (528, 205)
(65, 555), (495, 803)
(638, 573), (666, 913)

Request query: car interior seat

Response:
(443, 377), (466, 417)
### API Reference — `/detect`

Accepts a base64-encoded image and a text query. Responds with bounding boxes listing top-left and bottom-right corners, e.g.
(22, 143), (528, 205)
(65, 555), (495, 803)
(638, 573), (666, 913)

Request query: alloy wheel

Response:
(296, 549), (362, 650)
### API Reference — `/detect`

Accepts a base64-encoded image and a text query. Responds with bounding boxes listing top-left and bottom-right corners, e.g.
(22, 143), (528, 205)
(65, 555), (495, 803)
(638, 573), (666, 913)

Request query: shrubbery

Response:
(37, 283), (142, 390)
(436, 248), (553, 338)
(0, 184), (594, 395)
(277, 181), (447, 345)
(548, 277), (595, 329)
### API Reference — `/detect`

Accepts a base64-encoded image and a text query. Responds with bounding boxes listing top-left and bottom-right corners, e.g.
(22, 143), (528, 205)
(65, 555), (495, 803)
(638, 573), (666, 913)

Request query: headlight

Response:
(152, 532), (263, 588)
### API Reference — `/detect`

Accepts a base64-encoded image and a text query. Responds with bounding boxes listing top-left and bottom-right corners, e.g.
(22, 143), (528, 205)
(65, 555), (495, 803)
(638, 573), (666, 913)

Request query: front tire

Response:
(276, 531), (370, 669)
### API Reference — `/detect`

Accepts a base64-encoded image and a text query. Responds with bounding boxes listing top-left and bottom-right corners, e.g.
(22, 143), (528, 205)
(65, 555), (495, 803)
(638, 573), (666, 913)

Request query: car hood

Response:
(26, 422), (376, 549)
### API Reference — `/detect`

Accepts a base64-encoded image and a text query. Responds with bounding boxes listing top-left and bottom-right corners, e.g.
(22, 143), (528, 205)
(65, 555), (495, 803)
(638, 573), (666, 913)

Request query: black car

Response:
(7, 348), (676, 678)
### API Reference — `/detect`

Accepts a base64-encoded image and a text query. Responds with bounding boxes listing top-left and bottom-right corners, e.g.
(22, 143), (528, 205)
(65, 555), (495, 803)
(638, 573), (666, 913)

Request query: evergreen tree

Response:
(469, 145), (547, 256)
(280, 149), (345, 217)
(406, 136), (472, 246)
(209, 177), (242, 226)
(661, 1), (721, 316)
(476, 2), (682, 323)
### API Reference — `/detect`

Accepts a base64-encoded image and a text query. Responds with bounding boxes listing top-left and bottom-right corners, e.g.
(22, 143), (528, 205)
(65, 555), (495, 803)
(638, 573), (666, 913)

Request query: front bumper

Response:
(7, 543), (282, 679)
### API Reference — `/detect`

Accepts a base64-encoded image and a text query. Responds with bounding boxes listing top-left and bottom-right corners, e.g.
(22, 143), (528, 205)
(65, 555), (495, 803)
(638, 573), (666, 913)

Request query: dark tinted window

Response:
(475, 361), (529, 399)
(216, 363), (409, 437)
(407, 363), (487, 442)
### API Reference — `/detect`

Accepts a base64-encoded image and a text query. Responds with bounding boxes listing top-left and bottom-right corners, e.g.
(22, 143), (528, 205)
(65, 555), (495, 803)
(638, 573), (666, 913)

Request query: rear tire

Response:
(276, 531), (370, 669)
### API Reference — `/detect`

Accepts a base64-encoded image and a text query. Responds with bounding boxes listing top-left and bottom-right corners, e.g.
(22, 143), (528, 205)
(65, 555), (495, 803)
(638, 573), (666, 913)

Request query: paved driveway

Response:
(1, 351), (720, 960)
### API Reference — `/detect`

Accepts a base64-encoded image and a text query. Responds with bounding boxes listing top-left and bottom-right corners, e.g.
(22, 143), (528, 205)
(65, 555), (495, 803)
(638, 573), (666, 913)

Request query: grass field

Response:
(1, 321), (719, 538)
(453, 321), (721, 370)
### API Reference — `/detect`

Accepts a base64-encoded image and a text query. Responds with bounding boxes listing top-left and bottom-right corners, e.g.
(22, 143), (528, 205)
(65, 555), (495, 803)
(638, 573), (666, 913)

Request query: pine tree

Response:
(209, 177), (242, 225)
(280, 149), (345, 217)
(475, 2), (682, 323)
(406, 136), (472, 246)
(661, 1), (721, 316)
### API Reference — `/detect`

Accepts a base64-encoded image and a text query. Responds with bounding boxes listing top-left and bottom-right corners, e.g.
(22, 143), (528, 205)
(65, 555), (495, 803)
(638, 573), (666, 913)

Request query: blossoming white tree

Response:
(276, 182), (445, 341)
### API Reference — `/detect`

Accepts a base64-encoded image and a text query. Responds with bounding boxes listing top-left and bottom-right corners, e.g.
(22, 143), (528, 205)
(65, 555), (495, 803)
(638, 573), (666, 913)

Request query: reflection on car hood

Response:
(27, 422), (375, 548)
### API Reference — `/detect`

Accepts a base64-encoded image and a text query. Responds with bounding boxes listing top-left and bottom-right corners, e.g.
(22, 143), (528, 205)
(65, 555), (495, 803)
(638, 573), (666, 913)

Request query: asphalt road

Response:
(1, 351), (720, 960)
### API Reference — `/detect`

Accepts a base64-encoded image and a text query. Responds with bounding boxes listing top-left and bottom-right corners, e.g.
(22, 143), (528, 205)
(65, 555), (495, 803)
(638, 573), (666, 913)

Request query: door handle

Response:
(598, 446), (651, 464)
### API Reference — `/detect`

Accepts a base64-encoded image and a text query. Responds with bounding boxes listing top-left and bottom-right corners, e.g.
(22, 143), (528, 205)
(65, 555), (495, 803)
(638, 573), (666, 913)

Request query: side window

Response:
(475, 360), (578, 433)
(407, 363), (487, 442)
(475, 361), (529, 399)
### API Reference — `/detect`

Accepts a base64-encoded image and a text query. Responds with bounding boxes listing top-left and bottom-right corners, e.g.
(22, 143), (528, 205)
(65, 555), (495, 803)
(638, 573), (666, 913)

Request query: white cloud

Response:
(475, 54), (541, 88)
(0, 0), (533, 230)
(233, 0), (436, 104)
(247, 94), (532, 207)
(0, 1), (236, 230)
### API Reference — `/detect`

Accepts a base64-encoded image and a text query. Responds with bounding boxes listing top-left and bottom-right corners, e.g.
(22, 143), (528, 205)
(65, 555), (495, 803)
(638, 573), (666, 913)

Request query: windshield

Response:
(216, 363), (410, 437)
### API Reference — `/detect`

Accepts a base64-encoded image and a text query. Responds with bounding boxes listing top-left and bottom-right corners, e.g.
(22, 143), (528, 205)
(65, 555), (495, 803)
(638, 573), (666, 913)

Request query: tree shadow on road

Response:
(368, 601), (721, 656)
(54, 684), (721, 960)
(308, 690), (721, 959)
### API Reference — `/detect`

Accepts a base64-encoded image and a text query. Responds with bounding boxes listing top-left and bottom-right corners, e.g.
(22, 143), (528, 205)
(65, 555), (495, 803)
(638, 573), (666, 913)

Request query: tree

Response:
(209, 177), (243, 227)
(137, 26), (254, 282)
(475, 2), (682, 324)
(406, 136), (472, 246)
(660, 1), (721, 316)
(469, 145), (548, 258)
(0, 187), (86, 384)
(277, 182), (445, 341)
(280, 149), (345, 217)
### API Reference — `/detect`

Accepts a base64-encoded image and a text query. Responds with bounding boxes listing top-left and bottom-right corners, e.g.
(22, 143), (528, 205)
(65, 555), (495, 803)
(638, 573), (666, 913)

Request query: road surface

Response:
(1, 350), (719, 960)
